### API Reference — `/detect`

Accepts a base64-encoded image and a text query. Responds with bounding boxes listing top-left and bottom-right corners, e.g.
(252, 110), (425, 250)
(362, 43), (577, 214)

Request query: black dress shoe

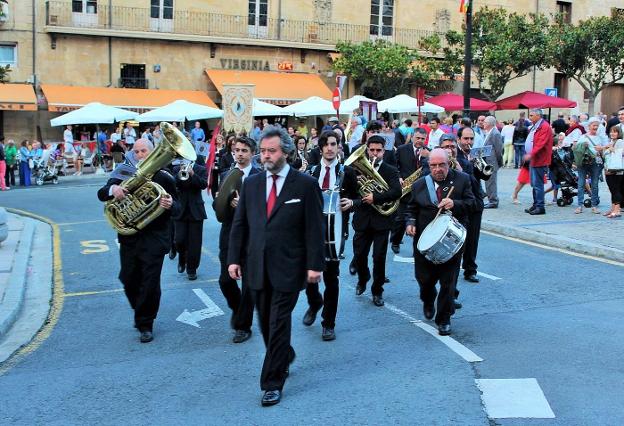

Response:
(322, 327), (336, 341)
(355, 283), (366, 296)
(140, 331), (153, 343)
(187, 271), (197, 281)
(384, 276), (390, 283)
(391, 244), (400, 254)
(349, 262), (357, 275)
(168, 248), (177, 260)
(261, 390), (282, 406)
(464, 274), (479, 283)
(302, 306), (321, 326)
(437, 323), (451, 336)
(529, 208), (545, 215)
(484, 203), (498, 209)
(524, 206), (536, 213)
(232, 329), (252, 344)
(338, 254), (345, 259)
(177, 263), (186, 274)
(423, 303), (434, 320)
(454, 300), (463, 309)
(372, 295), (385, 307)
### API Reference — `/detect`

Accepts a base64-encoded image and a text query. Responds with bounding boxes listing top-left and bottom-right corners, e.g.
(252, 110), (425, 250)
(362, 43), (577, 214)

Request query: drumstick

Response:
(433, 186), (455, 222)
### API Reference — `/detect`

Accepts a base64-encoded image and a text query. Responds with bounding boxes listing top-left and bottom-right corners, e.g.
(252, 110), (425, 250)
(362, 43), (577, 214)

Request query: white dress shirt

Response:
(265, 163), (290, 200)
(237, 163), (253, 182)
(318, 158), (339, 190)
(428, 128), (445, 148)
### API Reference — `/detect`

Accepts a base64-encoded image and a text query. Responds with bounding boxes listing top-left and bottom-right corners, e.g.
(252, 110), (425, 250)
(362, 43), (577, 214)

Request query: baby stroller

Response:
(550, 149), (591, 208)
(33, 149), (62, 186)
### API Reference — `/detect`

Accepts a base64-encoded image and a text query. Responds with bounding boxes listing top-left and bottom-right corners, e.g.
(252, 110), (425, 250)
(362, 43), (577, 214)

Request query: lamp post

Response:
(462, 0), (473, 117)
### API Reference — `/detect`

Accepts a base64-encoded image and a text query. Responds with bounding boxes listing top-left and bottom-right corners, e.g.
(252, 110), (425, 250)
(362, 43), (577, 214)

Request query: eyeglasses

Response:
(441, 145), (456, 150)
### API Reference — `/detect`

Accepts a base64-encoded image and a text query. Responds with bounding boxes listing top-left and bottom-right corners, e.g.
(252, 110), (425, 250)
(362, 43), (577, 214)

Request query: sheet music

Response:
(470, 146), (492, 157)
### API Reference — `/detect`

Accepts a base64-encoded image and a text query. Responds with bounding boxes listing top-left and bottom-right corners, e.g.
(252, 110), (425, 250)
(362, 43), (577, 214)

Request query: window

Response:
(0, 45), (17, 66)
(120, 64), (147, 89)
(248, 0), (268, 27)
(72, 0), (97, 14)
(151, 0), (173, 20)
(370, 0), (394, 37)
(556, 1), (572, 24)
(554, 73), (568, 99)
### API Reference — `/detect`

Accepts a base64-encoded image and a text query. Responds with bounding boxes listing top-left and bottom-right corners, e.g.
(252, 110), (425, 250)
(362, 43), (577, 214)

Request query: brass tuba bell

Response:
(104, 122), (197, 235)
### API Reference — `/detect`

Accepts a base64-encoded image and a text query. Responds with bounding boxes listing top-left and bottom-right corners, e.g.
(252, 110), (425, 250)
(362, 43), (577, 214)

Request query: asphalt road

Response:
(0, 180), (623, 425)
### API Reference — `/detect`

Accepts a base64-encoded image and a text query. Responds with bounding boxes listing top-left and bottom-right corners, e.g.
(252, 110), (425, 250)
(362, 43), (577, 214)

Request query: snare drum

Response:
(417, 214), (466, 264)
(322, 189), (343, 260)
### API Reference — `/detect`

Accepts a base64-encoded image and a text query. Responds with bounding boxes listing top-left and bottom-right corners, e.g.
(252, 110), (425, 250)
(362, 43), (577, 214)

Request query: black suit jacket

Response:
(97, 170), (180, 255)
(395, 143), (430, 179)
(227, 167), (325, 292)
(405, 169), (475, 242)
(352, 161), (402, 231)
(172, 163), (208, 221)
(456, 150), (485, 212)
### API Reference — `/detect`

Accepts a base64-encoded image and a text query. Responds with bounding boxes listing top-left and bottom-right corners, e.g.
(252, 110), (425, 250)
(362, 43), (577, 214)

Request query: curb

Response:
(0, 218), (36, 338)
(482, 219), (624, 263)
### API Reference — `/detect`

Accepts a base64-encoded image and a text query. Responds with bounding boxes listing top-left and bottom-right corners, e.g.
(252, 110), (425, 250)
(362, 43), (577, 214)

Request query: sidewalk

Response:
(482, 168), (624, 262)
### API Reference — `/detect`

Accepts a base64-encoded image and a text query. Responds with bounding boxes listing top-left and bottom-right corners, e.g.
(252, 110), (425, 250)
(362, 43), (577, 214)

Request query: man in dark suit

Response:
(228, 126), (324, 407)
(172, 160), (207, 281)
(215, 136), (261, 344)
(390, 127), (430, 253)
(97, 138), (179, 343)
(302, 131), (359, 341)
(352, 135), (402, 307)
(482, 116), (504, 208)
(405, 148), (475, 336)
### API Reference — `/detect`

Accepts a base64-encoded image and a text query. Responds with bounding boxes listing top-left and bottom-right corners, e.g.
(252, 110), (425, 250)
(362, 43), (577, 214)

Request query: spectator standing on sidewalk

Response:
(573, 117), (605, 215)
(18, 140), (33, 187)
(523, 109), (553, 215)
(4, 139), (16, 188)
(603, 125), (624, 218)
(0, 138), (7, 191)
(501, 120), (515, 167)
(551, 113), (569, 135)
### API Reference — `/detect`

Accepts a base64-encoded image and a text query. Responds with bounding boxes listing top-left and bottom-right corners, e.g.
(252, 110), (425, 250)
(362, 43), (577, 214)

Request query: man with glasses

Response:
(390, 127), (430, 254)
(405, 148), (475, 336)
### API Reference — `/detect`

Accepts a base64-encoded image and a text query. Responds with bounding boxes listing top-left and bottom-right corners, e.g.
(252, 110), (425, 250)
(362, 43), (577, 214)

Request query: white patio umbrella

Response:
(282, 96), (335, 117)
(377, 94), (444, 114)
(253, 99), (289, 117)
(50, 102), (138, 126)
(338, 95), (377, 115)
(136, 99), (223, 122)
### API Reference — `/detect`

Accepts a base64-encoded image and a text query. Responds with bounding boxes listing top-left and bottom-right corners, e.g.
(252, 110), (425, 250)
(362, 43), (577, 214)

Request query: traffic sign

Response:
(332, 87), (341, 111)
(545, 87), (558, 97)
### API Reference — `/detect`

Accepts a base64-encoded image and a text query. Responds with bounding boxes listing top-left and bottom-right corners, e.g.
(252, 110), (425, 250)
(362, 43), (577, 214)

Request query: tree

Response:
(547, 14), (624, 115)
(471, 7), (550, 101)
(415, 31), (463, 92)
(0, 65), (10, 83)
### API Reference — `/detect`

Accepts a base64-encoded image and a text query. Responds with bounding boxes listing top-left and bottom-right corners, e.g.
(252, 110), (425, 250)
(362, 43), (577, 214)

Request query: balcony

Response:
(44, 1), (444, 51)
(118, 77), (149, 89)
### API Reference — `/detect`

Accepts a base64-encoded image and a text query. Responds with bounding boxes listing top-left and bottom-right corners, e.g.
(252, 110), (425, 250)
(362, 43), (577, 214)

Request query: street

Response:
(0, 180), (623, 425)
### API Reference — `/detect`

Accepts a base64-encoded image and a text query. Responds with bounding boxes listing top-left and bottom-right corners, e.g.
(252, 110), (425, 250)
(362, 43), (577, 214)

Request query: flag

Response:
(459, 0), (467, 13)
(205, 120), (221, 194)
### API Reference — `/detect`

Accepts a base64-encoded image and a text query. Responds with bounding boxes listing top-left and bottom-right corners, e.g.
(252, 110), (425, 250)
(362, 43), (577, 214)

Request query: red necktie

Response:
(267, 174), (278, 217)
(436, 185), (443, 202)
(322, 166), (331, 190)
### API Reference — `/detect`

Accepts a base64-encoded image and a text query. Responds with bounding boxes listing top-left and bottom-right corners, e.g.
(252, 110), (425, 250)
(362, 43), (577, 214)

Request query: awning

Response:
(0, 84), (37, 111)
(205, 70), (332, 105)
(40, 84), (218, 113)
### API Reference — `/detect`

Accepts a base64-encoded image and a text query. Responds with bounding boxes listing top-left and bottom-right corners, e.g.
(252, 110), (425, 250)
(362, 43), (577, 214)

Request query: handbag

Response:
(28, 158), (34, 169)
(605, 148), (624, 172)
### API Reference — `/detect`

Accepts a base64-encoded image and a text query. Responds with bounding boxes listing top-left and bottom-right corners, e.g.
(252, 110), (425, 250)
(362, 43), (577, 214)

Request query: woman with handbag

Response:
(18, 140), (33, 187)
(573, 117), (605, 214)
(603, 126), (624, 218)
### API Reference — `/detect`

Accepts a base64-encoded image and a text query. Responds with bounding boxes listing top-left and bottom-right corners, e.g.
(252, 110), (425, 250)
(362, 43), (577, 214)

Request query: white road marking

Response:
(476, 378), (555, 419)
(176, 288), (224, 328)
(114, 238), (120, 249)
(393, 255), (502, 281)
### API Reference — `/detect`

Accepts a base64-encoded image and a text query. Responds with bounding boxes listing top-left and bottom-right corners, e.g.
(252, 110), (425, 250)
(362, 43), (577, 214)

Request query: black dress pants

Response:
(175, 219), (203, 273)
(252, 276), (299, 391)
(305, 260), (339, 329)
(119, 241), (165, 332)
(390, 201), (408, 246)
(218, 222), (253, 331)
(353, 228), (390, 295)
(462, 210), (482, 277)
(5, 164), (15, 186)
(414, 250), (461, 325)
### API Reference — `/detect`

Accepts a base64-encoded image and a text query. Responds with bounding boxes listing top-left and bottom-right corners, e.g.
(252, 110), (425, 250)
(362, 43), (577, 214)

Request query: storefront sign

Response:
(220, 58), (270, 71)
(277, 61), (293, 71)
(0, 103), (37, 111)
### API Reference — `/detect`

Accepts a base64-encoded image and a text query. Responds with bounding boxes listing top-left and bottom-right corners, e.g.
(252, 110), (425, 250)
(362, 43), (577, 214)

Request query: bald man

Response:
(98, 138), (180, 343)
(405, 148), (476, 336)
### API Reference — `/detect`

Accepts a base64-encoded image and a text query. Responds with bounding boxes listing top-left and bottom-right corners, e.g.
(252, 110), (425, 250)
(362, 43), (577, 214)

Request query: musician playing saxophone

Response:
(352, 135), (401, 307)
(97, 138), (180, 343)
(405, 148), (475, 336)
(302, 131), (359, 341)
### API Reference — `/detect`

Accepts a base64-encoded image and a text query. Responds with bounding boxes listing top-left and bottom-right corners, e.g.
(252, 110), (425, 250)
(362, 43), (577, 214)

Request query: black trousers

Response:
(118, 241), (165, 332)
(305, 260), (339, 328)
(252, 276), (299, 391)
(462, 210), (482, 277)
(5, 164), (15, 186)
(414, 250), (461, 325)
(174, 219), (203, 273)
(218, 222), (254, 331)
(605, 174), (624, 204)
(353, 228), (390, 295)
(390, 201), (408, 246)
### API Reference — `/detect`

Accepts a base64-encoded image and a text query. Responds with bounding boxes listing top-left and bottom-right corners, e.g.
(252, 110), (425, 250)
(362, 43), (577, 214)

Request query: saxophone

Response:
(399, 167), (423, 199)
(104, 122), (197, 235)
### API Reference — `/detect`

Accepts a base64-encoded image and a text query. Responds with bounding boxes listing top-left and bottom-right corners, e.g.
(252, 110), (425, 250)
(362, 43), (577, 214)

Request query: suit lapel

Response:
(258, 173), (268, 221)
(267, 169), (296, 222)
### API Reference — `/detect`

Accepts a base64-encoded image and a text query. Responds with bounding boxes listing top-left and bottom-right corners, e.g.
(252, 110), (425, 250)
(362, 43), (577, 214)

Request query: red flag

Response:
(459, 0), (467, 13)
(206, 121), (221, 194)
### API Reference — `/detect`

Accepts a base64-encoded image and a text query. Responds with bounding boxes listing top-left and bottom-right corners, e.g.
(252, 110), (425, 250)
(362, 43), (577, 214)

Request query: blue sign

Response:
(545, 87), (558, 97)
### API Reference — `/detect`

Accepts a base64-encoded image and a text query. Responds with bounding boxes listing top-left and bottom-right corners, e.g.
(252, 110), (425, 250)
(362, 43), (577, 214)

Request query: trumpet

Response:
(298, 149), (308, 172)
(178, 160), (195, 181)
(471, 156), (493, 181)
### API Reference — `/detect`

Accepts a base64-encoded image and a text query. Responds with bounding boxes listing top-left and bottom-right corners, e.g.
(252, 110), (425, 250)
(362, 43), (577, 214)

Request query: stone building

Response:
(0, 0), (622, 141)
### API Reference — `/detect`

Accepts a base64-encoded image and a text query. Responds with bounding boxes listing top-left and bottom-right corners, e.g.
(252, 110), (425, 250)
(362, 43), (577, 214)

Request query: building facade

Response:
(0, 0), (622, 141)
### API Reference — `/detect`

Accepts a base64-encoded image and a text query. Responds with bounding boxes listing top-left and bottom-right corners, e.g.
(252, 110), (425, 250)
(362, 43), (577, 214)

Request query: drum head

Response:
(417, 215), (451, 251)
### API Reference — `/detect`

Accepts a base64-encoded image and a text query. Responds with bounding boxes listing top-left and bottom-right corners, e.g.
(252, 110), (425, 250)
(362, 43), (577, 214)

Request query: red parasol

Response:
(427, 93), (498, 111)
(495, 91), (577, 110)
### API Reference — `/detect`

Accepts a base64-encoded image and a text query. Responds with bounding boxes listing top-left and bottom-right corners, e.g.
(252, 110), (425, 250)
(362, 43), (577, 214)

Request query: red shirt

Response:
(530, 120), (553, 167)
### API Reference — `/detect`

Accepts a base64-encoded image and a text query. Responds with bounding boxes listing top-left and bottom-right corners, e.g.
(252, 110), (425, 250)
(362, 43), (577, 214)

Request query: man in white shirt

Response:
(348, 116), (365, 150)
(427, 117), (445, 148)
(124, 122), (136, 148)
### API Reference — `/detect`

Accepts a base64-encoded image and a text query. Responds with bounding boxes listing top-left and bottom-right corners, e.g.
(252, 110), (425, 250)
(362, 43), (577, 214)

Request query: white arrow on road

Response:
(176, 288), (224, 328)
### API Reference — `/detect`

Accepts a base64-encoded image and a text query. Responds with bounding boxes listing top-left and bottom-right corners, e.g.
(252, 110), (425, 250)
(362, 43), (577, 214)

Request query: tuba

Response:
(104, 122), (197, 235)
(344, 145), (400, 216)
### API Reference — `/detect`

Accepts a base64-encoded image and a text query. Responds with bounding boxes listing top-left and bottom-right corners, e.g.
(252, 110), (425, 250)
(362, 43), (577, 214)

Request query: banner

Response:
(222, 84), (255, 135)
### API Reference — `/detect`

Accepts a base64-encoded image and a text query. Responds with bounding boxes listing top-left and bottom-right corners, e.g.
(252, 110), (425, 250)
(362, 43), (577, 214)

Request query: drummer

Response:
(302, 131), (359, 341)
(405, 148), (476, 336)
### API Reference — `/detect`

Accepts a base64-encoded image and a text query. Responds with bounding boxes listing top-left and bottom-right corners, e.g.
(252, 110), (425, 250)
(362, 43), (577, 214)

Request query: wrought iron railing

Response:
(45, 1), (445, 49)
(118, 77), (149, 89)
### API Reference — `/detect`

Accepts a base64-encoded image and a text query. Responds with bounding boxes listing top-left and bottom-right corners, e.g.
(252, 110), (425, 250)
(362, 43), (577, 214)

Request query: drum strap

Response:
(424, 175), (438, 206)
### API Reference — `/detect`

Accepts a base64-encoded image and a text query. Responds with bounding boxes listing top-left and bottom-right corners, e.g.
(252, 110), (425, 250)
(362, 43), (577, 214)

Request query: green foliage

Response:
(0, 65), (11, 83)
(547, 14), (624, 114)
